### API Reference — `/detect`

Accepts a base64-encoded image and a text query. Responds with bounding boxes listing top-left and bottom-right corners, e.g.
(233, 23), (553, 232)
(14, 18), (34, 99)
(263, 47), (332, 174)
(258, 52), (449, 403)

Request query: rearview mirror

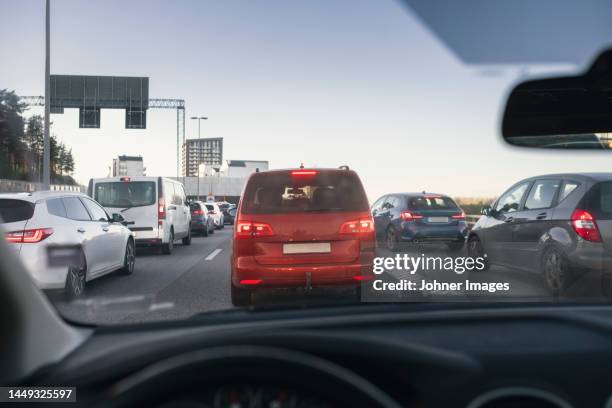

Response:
(502, 48), (612, 150)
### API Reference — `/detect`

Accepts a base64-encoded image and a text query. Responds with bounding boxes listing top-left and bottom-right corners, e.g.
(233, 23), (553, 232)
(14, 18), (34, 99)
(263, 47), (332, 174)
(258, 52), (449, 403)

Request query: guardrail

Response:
(0, 179), (84, 193)
(466, 215), (480, 228)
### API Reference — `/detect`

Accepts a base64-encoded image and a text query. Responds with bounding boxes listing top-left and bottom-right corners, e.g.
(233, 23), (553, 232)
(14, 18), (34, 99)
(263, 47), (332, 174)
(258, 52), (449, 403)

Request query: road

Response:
(53, 229), (609, 324)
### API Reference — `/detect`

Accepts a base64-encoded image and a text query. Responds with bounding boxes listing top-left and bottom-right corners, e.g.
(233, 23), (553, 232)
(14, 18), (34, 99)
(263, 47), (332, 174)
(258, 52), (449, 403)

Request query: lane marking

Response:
(205, 248), (223, 261)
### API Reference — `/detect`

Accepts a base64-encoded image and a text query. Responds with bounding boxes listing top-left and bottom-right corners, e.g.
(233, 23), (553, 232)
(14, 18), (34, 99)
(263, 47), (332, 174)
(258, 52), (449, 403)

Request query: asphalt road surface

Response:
(51, 230), (609, 325)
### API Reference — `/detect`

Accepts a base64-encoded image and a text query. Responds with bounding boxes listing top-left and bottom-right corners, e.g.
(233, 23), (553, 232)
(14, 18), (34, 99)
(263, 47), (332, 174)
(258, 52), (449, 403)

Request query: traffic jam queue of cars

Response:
(0, 176), (232, 299)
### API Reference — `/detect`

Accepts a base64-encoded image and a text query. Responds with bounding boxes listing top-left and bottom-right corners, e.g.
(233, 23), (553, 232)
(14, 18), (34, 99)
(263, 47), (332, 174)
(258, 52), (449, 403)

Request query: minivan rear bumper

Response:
(232, 255), (374, 288)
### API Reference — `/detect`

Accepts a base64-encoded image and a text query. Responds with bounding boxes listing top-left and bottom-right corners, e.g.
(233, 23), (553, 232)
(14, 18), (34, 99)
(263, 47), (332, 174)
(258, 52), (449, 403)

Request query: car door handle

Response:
(102, 227), (109, 232)
(504, 217), (514, 223)
(536, 212), (548, 220)
(77, 227), (86, 233)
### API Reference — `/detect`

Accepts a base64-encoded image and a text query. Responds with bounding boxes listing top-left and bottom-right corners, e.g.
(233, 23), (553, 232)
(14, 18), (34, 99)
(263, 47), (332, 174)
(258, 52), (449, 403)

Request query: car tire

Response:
(467, 235), (490, 271)
(119, 239), (136, 275)
(385, 226), (399, 252)
(65, 252), (86, 301)
(162, 230), (174, 255)
(541, 245), (568, 297)
(202, 225), (209, 237)
(231, 284), (252, 307)
(182, 229), (192, 246)
(601, 271), (612, 297)
(210, 223), (215, 234)
(447, 242), (465, 253)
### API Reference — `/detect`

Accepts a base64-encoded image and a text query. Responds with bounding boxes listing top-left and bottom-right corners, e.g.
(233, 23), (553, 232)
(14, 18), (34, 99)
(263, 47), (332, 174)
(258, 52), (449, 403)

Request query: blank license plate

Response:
(283, 243), (331, 254)
(428, 217), (449, 223)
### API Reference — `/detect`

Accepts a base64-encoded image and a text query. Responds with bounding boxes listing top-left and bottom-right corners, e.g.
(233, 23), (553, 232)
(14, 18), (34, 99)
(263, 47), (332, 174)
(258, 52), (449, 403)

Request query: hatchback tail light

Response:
(5, 228), (53, 243)
(400, 211), (423, 221)
(451, 211), (466, 219)
(192, 209), (204, 215)
(571, 209), (602, 242)
(339, 218), (374, 234)
(235, 221), (274, 239)
(208, 210), (216, 215)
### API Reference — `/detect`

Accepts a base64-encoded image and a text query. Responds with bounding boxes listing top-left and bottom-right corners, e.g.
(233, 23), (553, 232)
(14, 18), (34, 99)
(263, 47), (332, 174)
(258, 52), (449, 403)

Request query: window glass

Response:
(559, 182), (580, 202)
(524, 180), (560, 210)
(63, 197), (91, 221)
(409, 196), (458, 210)
(94, 182), (156, 208)
(495, 182), (530, 213)
(242, 172), (369, 214)
(0, 199), (35, 223)
(46, 198), (67, 218)
(82, 198), (109, 222)
(371, 196), (386, 211)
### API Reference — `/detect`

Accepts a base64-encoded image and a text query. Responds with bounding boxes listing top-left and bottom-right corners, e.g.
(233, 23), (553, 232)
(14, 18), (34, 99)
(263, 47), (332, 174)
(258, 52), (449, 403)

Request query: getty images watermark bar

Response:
(0, 387), (76, 403)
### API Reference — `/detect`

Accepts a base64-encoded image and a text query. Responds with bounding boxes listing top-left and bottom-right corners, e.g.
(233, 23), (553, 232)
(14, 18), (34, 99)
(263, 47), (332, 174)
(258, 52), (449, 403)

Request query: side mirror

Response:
(111, 213), (125, 224)
(372, 209), (378, 216)
(481, 205), (493, 216)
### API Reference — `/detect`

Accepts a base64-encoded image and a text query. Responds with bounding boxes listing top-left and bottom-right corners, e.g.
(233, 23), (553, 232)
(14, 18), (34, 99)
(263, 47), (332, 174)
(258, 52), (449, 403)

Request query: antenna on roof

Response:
(422, 190), (426, 194)
(338, 165), (349, 170)
(299, 163), (304, 169)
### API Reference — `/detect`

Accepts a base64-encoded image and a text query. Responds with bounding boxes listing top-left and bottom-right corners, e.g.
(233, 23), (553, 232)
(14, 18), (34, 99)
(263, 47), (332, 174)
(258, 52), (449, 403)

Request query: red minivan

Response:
(231, 168), (375, 306)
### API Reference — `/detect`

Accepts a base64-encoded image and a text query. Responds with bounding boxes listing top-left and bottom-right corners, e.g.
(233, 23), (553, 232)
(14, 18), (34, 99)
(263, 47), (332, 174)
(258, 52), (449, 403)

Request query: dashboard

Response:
(23, 303), (612, 408)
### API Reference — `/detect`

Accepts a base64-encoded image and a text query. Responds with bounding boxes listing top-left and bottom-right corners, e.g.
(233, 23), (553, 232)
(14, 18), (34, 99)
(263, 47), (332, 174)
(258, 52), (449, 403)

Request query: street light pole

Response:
(190, 116), (207, 200)
(43, 0), (51, 189)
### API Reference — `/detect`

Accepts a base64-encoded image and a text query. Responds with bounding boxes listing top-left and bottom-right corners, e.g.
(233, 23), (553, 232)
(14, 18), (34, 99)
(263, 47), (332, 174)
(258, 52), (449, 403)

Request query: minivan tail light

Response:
(571, 209), (602, 242)
(235, 221), (274, 238)
(452, 211), (466, 219)
(5, 228), (53, 243)
(339, 218), (374, 234)
(400, 211), (423, 221)
(158, 197), (166, 220)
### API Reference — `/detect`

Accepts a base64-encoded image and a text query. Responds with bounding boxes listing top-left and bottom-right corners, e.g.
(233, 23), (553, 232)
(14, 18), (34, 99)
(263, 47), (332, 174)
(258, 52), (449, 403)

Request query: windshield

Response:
(3, 1), (612, 325)
(94, 182), (156, 208)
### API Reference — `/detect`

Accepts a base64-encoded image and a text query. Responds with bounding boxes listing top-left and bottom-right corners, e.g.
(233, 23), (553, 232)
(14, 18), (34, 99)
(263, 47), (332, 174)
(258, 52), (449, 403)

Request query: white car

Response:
(89, 176), (191, 254)
(205, 202), (224, 229)
(0, 191), (135, 299)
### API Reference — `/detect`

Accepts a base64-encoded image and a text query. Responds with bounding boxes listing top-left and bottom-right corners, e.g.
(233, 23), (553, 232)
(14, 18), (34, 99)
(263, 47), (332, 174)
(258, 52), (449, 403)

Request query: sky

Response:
(1, 0), (610, 200)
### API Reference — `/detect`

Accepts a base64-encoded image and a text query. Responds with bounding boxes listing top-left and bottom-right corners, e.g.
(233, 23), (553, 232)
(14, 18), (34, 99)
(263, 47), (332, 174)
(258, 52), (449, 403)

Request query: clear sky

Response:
(1, 0), (609, 200)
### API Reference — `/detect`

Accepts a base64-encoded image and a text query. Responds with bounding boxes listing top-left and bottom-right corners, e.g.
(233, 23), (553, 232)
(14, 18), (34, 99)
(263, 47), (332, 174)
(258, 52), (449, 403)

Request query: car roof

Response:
(0, 190), (86, 203)
(512, 172), (612, 184)
(249, 168), (358, 177)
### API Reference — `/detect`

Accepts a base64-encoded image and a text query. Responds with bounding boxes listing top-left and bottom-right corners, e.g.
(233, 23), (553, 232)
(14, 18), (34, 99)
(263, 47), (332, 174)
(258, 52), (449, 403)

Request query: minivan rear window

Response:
(94, 182), (156, 208)
(241, 171), (369, 214)
(583, 181), (612, 220)
(408, 196), (458, 211)
(0, 199), (35, 223)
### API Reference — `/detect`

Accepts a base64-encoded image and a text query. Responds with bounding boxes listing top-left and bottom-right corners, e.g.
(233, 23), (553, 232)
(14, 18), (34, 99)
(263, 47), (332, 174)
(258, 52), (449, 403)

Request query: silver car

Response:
(0, 191), (135, 299)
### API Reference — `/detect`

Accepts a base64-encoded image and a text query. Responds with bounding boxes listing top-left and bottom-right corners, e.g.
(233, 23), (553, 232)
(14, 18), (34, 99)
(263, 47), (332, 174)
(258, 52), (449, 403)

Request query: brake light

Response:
(452, 211), (466, 219)
(240, 279), (263, 285)
(400, 211), (423, 221)
(291, 170), (317, 176)
(158, 196), (166, 220)
(339, 218), (374, 234)
(235, 221), (274, 238)
(571, 209), (602, 242)
(192, 209), (204, 215)
(208, 210), (216, 215)
(354, 275), (374, 281)
(5, 228), (53, 243)
(120, 177), (131, 182)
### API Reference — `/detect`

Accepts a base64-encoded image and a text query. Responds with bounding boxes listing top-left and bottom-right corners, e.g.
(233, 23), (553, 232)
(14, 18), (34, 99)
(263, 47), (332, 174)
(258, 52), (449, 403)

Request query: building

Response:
(182, 137), (223, 177)
(219, 160), (269, 178)
(174, 159), (269, 203)
(112, 155), (145, 177)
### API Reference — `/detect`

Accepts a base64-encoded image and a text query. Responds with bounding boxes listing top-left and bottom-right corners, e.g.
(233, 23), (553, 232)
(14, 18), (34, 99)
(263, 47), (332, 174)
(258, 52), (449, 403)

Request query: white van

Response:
(88, 176), (191, 254)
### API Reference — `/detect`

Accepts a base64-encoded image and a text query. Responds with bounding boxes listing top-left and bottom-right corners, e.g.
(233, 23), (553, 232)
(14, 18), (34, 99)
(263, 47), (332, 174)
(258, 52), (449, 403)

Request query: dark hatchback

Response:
(371, 193), (467, 252)
(468, 173), (612, 295)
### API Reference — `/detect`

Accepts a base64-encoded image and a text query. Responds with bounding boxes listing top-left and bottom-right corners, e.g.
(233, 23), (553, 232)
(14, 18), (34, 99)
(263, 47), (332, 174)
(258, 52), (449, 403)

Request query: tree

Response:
(0, 89), (27, 179)
(24, 115), (44, 180)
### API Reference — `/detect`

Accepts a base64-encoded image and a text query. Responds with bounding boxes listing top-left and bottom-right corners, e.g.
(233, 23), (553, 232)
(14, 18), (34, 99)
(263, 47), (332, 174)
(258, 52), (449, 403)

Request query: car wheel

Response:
(231, 284), (252, 307)
(447, 242), (465, 253)
(385, 227), (398, 252)
(119, 239), (136, 275)
(467, 235), (489, 271)
(182, 229), (192, 245)
(202, 225), (209, 237)
(601, 271), (612, 297)
(210, 222), (215, 234)
(220, 221), (224, 229)
(162, 230), (174, 255)
(541, 245), (568, 296)
(65, 252), (86, 301)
